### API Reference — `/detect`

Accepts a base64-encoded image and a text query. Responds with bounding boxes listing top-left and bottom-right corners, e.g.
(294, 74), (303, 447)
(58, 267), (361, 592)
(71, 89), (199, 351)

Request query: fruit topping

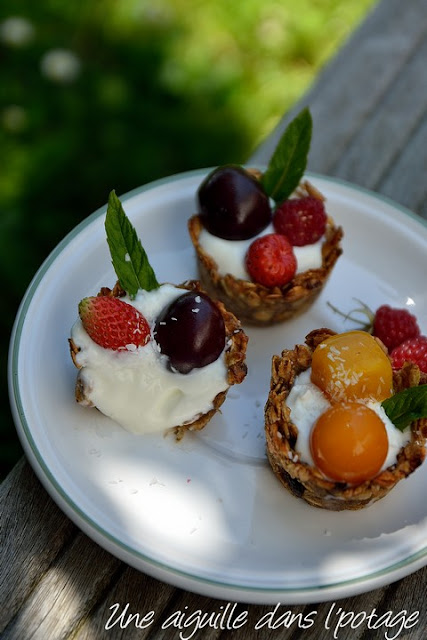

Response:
(390, 336), (427, 374)
(197, 164), (271, 240)
(78, 295), (150, 351)
(245, 233), (297, 288)
(310, 330), (393, 403)
(328, 299), (421, 352)
(373, 305), (421, 351)
(310, 402), (388, 484)
(273, 196), (327, 246)
(154, 291), (226, 374)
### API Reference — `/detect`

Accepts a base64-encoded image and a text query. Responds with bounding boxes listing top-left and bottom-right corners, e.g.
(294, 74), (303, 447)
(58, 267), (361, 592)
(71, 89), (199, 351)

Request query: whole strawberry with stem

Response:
(390, 336), (427, 373)
(327, 299), (420, 352)
(79, 295), (151, 351)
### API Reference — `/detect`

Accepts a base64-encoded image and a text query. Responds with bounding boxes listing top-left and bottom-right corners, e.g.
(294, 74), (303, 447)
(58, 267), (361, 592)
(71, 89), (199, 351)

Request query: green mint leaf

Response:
(105, 190), (159, 297)
(261, 107), (312, 204)
(382, 385), (427, 432)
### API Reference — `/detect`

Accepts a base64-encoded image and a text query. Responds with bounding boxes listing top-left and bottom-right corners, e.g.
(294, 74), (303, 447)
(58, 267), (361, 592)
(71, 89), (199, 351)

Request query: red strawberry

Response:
(390, 336), (427, 373)
(79, 296), (150, 350)
(245, 233), (297, 288)
(273, 196), (326, 246)
(373, 304), (420, 351)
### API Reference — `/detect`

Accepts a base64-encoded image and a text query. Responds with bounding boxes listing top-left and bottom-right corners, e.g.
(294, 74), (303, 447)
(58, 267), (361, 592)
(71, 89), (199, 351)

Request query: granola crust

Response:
(264, 329), (427, 510)
(188, 181), (343, 326)
(69, 280), (248, 438)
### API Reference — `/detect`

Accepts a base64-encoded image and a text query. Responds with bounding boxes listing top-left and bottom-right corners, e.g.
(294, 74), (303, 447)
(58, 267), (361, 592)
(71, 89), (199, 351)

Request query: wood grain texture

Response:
(2, 0), (427, 637)
(0, 458), (76, 632)
(251, 0), (427, 219)
(75, 567), (175, 640)
(2, 532), (122, 640)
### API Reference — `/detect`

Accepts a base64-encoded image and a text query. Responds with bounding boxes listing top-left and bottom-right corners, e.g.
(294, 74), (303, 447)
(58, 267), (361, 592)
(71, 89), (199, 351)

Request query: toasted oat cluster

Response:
(264, 329), (427, 510)
(189, 180), (343, 325)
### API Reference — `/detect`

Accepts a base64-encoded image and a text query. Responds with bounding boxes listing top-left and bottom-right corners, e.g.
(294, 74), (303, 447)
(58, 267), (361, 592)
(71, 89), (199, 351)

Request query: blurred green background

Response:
(1, 0), (376, 479)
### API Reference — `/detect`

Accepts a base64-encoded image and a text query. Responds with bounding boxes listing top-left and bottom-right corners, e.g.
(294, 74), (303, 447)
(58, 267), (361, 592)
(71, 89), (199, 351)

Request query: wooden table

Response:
(2, 0), (427, 637)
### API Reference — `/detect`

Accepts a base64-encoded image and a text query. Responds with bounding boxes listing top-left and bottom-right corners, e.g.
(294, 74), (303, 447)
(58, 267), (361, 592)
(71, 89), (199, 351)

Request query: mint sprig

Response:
(261, 107), (312, 204)
(382, 385), (427, 432)
(105, 190), (159, 297)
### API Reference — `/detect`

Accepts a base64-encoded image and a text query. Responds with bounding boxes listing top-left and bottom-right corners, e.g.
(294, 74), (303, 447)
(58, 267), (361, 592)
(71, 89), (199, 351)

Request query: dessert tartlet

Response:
(188, 109), (343, 325)
(69, 191), (248, 438)
(265, 329), (427, 510)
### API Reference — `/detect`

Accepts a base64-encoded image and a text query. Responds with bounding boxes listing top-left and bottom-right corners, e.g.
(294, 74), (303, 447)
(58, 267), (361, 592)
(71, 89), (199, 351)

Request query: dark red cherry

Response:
(154, 291), (226, 374)
(198, 164), (271, 240)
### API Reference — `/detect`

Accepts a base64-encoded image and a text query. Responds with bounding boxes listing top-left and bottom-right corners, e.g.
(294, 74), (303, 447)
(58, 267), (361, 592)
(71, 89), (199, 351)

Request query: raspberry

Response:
(373, 305), (420, 351)
(273, 196), (327, 246)
(79, 295), (150, 350)
(327, 299), (421, 352)
(245, 233), (297, 288)
(390, 336), (427, 373)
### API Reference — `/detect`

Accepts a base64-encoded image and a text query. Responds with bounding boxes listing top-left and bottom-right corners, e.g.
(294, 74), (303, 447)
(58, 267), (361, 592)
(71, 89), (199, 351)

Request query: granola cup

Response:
(264, 328), (427, 510)
(188, 180), (343, 326)
(69, 279), (248, 439)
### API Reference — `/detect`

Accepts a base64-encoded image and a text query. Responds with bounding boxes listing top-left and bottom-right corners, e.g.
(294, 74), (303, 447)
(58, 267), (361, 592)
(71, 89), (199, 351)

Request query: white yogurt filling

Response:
(198, 223), (324, 280)
(71, 284), (229, 435)
(286, 369), (410, 471)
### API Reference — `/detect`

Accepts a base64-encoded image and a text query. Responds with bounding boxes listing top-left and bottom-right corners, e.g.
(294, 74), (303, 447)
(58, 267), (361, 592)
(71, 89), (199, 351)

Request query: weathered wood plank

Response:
(1, 530), (122, 640)
(378, 112), (427, 220)
(0, 458), (76, 633)
(331, 34), (427, 195)
(251, 0), (427, 197)
(75, 567), (175, 640)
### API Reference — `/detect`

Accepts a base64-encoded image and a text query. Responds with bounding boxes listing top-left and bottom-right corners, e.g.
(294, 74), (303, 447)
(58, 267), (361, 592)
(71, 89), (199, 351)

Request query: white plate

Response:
(8, 170), (427, 604)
